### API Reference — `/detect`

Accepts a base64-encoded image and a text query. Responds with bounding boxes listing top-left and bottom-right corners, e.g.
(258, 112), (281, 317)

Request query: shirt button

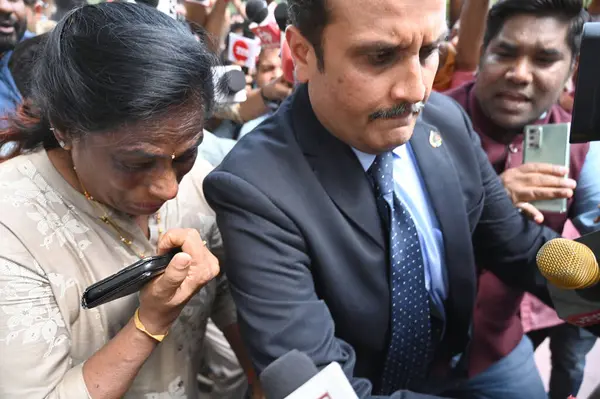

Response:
(508, 144), (518, 153)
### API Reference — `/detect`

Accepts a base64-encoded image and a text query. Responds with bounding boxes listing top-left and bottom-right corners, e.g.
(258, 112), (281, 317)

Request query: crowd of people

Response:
(0, 0), (599, 398)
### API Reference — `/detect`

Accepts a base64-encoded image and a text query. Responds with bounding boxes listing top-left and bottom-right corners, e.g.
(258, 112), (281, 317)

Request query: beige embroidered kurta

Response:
(0, 150), (237, 398)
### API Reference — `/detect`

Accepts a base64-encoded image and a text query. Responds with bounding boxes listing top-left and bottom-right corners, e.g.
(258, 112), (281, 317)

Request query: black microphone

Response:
(260, 350), (318, 399)
(259, 350), (358, 399)
(221, 69), (247, 95)
(245, 0), (269, 24)
(212, 67), (247, 107)
(274, 2), (288, 32)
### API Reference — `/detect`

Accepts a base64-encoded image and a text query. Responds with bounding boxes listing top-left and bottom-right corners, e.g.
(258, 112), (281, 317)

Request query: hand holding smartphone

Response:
(82, 228), (220, 323)
(81, 248), (181, 309)
(500, 123), (576, 223)
(522, 123), (572, 214)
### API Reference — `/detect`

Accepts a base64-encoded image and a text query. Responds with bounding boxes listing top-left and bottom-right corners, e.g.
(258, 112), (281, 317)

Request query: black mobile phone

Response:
(571, 22), (600, 143)
(81, 248), (181, 309)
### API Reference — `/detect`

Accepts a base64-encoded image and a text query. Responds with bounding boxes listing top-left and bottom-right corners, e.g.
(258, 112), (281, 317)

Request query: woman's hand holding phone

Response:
(137, 228), (219, 335)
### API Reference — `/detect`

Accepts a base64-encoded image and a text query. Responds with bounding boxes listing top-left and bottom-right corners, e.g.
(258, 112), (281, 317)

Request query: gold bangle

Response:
(134, 308), (168, 343)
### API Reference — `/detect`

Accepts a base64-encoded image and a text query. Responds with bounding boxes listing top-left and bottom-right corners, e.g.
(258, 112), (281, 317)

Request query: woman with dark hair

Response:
(0, 3), (260, 398)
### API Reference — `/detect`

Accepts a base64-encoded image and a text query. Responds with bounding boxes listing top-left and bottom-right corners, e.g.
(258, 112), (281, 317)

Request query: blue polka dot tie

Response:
(367, 152), (432, 394)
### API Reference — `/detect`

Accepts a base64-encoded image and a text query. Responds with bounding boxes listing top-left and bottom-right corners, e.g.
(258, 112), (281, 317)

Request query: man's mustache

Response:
(368, 102), (425, 122)
(0, 13), (17, 25)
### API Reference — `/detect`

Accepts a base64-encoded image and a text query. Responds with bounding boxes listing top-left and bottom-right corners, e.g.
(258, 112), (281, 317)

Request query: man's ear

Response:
(285, 26), (312, 83)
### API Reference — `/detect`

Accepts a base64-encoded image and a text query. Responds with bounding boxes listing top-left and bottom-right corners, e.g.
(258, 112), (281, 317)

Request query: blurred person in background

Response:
(210, 53), (293, 140)
(185, 0), (245, 52)
(434, 0), (490, 92)
(446, 0), (599, 398)
(0, 3), (262, 398)
(0, 0), (33, 115)
(0, 0), (34, 158)
(8, 32), (47, 100)
(202, 12), (293, 141)
(238, 47), (289, 138)
(51, 0), (84, 19)
(23, 0), (56, 34)
(587, 0), (600, 20)
(198, 129), (237, 167)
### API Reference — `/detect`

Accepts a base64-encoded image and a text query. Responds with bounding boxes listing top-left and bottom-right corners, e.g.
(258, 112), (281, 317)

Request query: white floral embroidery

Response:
(0, 160), (92, 259)
(28, 205), (91, 258)
(0, 260), (72, 358)
(0, 161), (62, 208)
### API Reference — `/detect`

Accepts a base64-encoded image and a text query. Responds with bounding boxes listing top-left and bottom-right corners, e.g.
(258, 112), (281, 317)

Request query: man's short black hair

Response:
(288, 0), (330, 71)
(483, 0), (589, 60)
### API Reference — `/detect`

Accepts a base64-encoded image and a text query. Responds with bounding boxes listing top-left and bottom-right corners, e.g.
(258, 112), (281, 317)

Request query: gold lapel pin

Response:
(429, 130), (442, 148)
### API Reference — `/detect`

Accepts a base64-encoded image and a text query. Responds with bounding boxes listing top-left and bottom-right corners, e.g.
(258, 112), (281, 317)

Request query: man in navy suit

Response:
(202, 0), (596, 397)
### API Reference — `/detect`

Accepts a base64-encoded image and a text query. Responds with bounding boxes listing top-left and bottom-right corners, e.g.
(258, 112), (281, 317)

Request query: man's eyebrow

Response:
(493, 40), (564, 59)
(537, 48), (563, 58)
(350, 30), (450, 55)
(349, 40), (408, 55)
(495, 40), (519, 51)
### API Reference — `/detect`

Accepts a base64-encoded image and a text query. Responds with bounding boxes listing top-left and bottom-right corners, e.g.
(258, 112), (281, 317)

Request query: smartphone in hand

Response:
(81, 248), (181, 309)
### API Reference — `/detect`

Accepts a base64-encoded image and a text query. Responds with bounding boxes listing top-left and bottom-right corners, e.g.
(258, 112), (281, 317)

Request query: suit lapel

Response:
(292, 85), (386, 250)
(290, 85), (475, 348)
(291, 84), (474, 344)
(410, 122), (475, 349)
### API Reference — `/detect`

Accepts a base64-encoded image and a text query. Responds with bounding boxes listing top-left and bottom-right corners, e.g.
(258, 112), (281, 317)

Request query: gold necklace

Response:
(73, 167), (162, 259)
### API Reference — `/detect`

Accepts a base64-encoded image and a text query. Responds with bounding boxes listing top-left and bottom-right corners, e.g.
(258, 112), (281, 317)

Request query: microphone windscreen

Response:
(222, 70), (246, 94)
(246, 0), (269, 23)
(537, 238), (600, 289)
(274, 2), (288, 32)
(259, 350), (319, 399)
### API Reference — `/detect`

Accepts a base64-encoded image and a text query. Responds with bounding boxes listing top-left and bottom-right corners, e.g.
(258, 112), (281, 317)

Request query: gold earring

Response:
(171, 153), (175, 160)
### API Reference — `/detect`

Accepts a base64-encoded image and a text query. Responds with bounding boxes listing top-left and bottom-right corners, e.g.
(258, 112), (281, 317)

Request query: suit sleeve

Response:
(458, 107), (559, 301)
(204, 173), (450, 399)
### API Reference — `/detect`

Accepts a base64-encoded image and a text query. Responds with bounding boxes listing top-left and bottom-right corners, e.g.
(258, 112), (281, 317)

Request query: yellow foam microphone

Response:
(536, 238), (600, 290)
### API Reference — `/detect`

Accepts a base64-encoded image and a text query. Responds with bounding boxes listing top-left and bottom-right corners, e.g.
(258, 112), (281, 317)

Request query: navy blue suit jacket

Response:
(203, 84), (559, 398)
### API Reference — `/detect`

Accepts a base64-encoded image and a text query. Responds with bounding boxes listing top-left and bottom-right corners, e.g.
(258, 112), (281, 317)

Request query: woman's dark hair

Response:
(1, 2), (219, 157)
(484, 0), (589, 58)
(9, 33), (49, 98)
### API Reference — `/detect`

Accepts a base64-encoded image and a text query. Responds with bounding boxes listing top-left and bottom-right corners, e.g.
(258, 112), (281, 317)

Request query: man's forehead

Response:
(494, 14), (571, 50)
(329, 0), (446, 25)
(327, 0), (447, 41)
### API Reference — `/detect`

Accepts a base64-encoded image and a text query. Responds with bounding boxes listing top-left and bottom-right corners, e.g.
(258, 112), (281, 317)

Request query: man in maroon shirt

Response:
(446, 0), (597, 398)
